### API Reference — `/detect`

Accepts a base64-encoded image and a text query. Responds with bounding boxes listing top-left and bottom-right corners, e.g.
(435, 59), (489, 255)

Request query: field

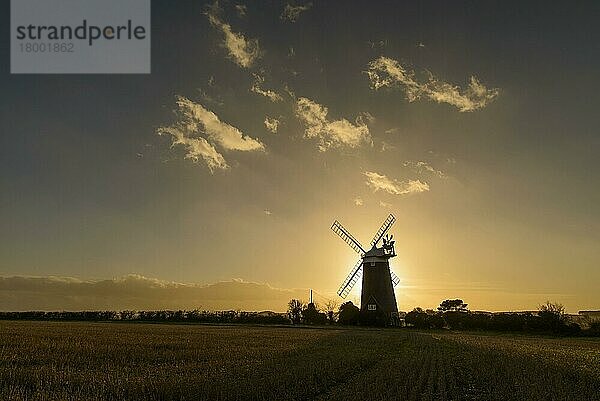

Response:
(0, 321), (598, 400)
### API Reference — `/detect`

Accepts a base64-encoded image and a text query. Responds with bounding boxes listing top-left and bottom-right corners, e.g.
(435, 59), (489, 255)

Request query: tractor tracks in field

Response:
(312, 331), (477, 401)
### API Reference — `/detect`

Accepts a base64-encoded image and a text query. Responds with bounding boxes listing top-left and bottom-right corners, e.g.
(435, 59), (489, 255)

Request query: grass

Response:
(0, 321), (598, 400)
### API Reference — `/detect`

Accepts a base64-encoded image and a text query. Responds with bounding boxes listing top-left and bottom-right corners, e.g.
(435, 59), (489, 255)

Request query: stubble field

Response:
(0, 321), (598, 400)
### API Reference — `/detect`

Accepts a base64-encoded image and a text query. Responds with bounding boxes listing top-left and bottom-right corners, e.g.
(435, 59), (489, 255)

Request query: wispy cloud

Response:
(367, 40), (387, 49)
(264, 117), (280, 134)
(178, 97), (264, 151)
(379, 200), (392, 208)
(380, 141), (396, 152)
(158, 96), (265, 172)
(283, 84), (296, 99)
(366, 56), (499, 112)
(353, 197), (364, 206)
(295, 97), (372, 151)
(198, 88), (224, 107)
(251, 74), (283, 102)
(263, 209), (272, 216)
(207, 3), (260, 68)
(281, 3), (312, 22)
(157, 126), (228, 172)
(234, 4), (247, 17)
(403, 161), (446, 178)
(364, 171), (402, 194)
(364, 171), (429, 195)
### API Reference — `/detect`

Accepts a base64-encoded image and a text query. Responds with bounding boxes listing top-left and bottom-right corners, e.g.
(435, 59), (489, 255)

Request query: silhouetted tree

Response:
(461, 312), (492, 330)
(443, 311), (470, 330)
(405, 308), (429, 328)
(427, 313), (445, 329)
(324, 299), (338, 323)
(404, 308), (445, 329)
(287, 299), (304, 324)
(438, 299), (469, 312)
(302, 303), (327, 325)
(489, 312), (531, 331)
(585, 321), (600, 337)
(537, 301), (566, 333)
(538, 301), (565, 316)
(120, 310), (137, 320)
(338, 301), (360, 325)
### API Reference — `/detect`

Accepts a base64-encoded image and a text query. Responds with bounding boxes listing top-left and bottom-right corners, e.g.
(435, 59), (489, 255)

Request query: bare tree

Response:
(539, 301), (565, 316)
(287, 299), (304, 324)
(538, 301), (567, 332)
(324, 299), (338, 323)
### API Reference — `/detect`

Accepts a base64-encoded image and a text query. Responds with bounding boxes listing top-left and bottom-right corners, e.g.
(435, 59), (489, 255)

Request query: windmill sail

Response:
(337, 259), (363, 298)
(369, 214), (396, 248)
(390, 270), (400, 287)
(331, 220), (366, 255)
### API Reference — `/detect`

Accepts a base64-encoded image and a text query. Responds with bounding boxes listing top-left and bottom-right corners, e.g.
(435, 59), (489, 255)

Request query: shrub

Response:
(338, 301), (360, 325)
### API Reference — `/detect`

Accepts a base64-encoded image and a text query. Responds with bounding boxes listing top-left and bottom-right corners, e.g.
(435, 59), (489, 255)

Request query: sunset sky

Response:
(1, 1), (598, 312)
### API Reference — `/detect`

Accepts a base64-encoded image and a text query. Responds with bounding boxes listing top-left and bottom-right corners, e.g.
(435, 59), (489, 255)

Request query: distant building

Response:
(493, 311), (537, 316)
(470, 311), (494, 316)
(257, 311), (284, 317)
(579, 310), (600, 322)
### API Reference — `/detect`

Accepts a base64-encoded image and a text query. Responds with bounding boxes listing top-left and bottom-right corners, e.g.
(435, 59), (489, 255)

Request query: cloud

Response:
(380, 141), (396, 152)
(207, 3), (260, 68)
(379, 200), (392, 208)
(263, 209), (272, 216)
(191, 99), (261, 150)
(366, 56), (499, 112)
(198, 88), (224, 107)
(403, 161), (446, 178)
(251, 74), (283, 102)
(173, 97), (264, 151)
(364, 171), (430, 195)
(0, 275), (308, 312)
(281, 3), (312, 22)
(157, 96), (265, 172)
(283, 84), (296, 98)
(157, 126), (228, 172)
(364, 171), (402, 194)
(400, 179), (430, 194)
(367, 40), (387, 49)
(295, 97), (372, 151)
(235, 4), (247, 17)
(353, 197), (364, 206)
(264, 117), (280, 134)
(251, 86), (283, 102)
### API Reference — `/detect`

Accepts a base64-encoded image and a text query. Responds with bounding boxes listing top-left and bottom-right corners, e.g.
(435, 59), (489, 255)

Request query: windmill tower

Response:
(331, 214), (400, 325)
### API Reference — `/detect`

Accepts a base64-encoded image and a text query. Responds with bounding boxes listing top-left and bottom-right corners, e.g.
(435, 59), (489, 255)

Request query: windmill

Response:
(331, 214), (400, 324)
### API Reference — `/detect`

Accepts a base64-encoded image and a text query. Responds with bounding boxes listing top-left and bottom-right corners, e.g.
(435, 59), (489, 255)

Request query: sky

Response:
(1, 1), (599, 313)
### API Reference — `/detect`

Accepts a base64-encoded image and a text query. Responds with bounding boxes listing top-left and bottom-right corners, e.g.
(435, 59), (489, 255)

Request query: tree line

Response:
(0, 310), (290, 325)
(1, 299), (597, 336)
(287, 298), (600, 336)
(404, 300), (599, 336)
